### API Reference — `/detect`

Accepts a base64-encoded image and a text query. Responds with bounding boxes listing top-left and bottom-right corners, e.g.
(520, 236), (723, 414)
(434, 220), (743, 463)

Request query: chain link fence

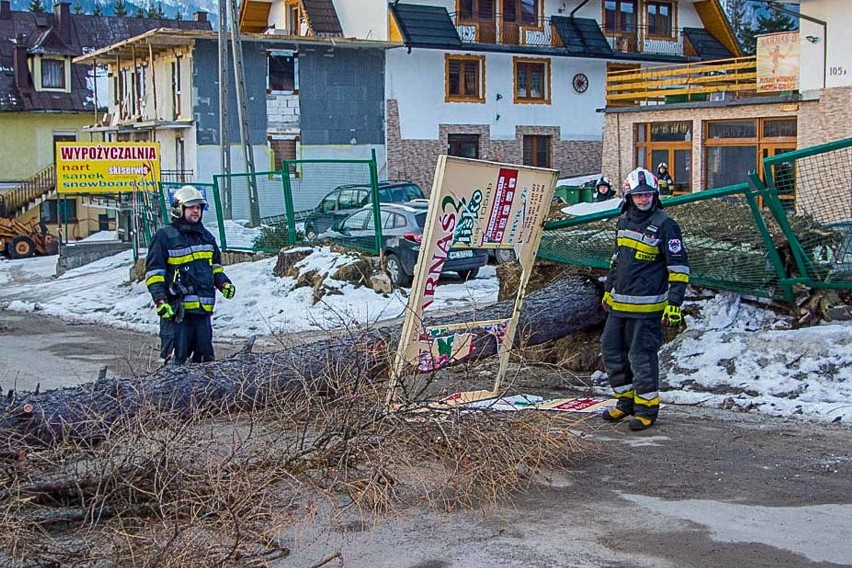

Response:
(762, 139), (852, 291)
(282, 157), (382, 254)
(180, 155), (384, 255)
(541, 136), (852, 302)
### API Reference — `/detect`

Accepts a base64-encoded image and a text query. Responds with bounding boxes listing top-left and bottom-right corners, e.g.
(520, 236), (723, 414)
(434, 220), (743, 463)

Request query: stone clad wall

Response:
(386, 100), (601, 194)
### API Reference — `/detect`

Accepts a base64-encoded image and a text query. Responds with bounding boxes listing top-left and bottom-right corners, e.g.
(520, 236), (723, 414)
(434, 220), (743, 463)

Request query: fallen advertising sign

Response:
(56, 142), (161, 194)
(388, 156), (557, 404)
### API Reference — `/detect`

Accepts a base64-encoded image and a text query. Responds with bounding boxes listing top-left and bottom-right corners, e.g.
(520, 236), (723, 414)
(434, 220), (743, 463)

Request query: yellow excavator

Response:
(0, 218), (58, 259)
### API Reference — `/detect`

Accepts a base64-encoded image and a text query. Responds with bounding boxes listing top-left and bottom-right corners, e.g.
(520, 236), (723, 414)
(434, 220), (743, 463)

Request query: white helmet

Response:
(624, 167), (659, 196)
(171, 185), (206, 220)
(657, 162), (669, 171)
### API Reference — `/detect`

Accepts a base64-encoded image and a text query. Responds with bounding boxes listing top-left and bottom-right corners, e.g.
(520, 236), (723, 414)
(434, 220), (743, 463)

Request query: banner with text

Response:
(757, 31), (799, 93)
(389, 156), (557, 401)
(56, 142), (161, 194)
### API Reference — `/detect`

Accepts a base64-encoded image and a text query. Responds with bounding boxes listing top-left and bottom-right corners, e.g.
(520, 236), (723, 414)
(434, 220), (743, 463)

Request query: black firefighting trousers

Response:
(600, 314), (663, 420)
(161, 313), (215, 365)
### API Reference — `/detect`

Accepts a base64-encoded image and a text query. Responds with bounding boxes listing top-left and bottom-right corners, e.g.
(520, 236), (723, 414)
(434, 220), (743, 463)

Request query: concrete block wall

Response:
(267, 93), (301, 131)
(387, 100), (601, 193)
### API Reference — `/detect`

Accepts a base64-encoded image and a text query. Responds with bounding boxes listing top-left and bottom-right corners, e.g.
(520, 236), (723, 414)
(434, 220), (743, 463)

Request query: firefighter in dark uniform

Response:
(600, 167), (689, 430)
(656, 162), (674, 197)
(145, 185), (235, 365)
(593, 176), (617, 202)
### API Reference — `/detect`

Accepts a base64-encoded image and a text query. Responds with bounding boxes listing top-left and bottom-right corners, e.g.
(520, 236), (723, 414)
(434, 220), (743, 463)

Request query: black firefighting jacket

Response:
(603, 203), (689, 318)
(145, 219), (230, 315)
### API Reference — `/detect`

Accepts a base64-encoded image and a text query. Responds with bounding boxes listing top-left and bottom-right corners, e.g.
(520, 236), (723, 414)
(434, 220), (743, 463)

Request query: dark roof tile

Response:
(551, 16), (613, 57)
(390, 3), (461, 49)
(683, 27), (734, 61)
(302, 0), (343, 37)
(0, 10), (211, 112)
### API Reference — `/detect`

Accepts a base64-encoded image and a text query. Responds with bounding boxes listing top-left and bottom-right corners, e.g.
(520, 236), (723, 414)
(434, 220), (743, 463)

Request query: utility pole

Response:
(217, 0), (232, 218)
(228, 0), (261, 226)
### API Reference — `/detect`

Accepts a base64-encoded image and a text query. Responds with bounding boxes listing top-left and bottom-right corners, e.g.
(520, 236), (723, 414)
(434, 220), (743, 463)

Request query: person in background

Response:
(145, 185), (235, 365)
(656, 162), (674, 197)
(600, 167), (689, 431)
(594, 176), (617, 202)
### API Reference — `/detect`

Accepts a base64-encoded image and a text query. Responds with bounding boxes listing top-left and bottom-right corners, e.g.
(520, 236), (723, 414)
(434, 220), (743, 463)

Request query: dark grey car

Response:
(322, 201), (489, 287)
(303, 181), (425, 240)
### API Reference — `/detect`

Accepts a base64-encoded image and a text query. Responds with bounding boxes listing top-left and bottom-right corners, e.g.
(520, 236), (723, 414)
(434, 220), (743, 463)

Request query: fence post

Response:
(211, 176), (228, 250)
(281, 160), (298, 245)
(745, 173), (794, 303)
(749, 172), (812, 289)
(369, 149), (383, 255)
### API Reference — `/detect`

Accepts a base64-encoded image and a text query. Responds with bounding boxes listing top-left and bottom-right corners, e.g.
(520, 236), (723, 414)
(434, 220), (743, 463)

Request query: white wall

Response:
(386, 48), (605, 141)
(332, 0), (390, 40)
(800, 0), (852, 92)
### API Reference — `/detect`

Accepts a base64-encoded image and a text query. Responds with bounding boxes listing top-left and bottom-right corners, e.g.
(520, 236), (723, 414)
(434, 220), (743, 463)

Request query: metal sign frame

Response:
(387, 156), (558, 405)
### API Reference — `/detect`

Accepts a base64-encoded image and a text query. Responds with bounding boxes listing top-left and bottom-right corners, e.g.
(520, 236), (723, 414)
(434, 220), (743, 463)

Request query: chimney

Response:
(54, 1), (71, 43)
(13, 34), (29, 89)
(194, 11), (207, 23)
(0, 1), (11, 21)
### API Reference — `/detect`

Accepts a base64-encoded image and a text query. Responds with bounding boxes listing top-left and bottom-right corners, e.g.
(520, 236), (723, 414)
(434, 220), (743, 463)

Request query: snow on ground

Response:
(557, 173), (600, 187)
(659, 292), (852, 423)
(561, 199), (621, 217)
(0, 247), (498, 340)
(1, 251), (850, 423)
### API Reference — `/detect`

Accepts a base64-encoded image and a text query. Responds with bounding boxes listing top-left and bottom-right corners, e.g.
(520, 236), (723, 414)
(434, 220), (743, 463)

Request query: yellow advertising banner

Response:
(757, 31), (799, 93)
(56, 142), (161, 194)
(389, 156), (558, 403)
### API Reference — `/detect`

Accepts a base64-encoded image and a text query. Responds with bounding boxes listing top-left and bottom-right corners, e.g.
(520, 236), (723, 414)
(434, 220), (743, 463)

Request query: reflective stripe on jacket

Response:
(145, 221), (230, 315)
(604, 206), (689, 318)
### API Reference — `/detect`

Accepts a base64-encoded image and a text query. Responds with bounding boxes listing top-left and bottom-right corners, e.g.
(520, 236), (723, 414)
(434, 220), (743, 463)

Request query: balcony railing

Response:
(451, 12), (559, 47)
(451, 13), (686, 57)
(606, 56), (758, 106)
(0, 164), (56, 219)
(604, 24), (685, 57)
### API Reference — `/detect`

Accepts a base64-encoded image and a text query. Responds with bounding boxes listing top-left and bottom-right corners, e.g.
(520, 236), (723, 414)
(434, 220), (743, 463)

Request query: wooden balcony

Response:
(606, 56), (758, 107)
(452, 13), (561, 48)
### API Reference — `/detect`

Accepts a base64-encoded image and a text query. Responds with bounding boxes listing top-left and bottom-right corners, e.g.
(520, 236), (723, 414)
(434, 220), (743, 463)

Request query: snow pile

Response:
(662, 293), (852, 422)
(1, 247), (499, 339)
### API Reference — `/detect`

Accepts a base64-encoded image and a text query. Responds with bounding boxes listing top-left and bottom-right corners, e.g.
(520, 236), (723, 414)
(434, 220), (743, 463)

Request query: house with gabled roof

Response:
(0, 0), (210, 240)
(239, 0), (739, 192)
(599, 0), (852, 205)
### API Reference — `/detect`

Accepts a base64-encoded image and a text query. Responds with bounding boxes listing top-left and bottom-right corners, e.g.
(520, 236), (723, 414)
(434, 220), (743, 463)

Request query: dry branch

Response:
(0, 275), (603, 447)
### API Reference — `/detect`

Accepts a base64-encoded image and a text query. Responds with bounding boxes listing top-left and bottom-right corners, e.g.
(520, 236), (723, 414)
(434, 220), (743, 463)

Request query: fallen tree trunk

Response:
(0, 275), (604, 446)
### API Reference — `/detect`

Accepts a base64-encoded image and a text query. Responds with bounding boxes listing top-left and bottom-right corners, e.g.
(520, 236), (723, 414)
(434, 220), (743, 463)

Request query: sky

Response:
(1, 234), (850, 424)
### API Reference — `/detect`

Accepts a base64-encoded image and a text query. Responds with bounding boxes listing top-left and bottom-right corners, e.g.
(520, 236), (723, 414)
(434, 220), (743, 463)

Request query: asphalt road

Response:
(1, 310), (850, 567)
(0, 310), (240, 392)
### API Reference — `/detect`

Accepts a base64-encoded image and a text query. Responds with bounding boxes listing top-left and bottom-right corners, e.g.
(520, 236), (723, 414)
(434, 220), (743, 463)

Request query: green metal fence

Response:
(761, 137), (852, 294)
(189, 153), (384, 255)
(541, 136), (852, 302)
(209, 172), (289, 252)
(282, 153), (382, 254)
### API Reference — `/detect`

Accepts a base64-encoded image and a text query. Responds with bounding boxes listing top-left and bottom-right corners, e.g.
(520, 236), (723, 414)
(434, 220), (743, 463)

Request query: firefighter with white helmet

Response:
(600, 167), (689, 430)
(145, 185), (235, 365)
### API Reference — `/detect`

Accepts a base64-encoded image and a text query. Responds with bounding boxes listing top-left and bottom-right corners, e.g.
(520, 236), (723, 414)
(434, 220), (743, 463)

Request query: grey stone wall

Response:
(56, 242), (132, 276)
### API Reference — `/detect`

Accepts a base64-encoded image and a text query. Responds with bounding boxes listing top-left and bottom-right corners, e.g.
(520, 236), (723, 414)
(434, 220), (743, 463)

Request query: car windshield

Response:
(415, 212), (427, 229)
(378, 184), (425, 203)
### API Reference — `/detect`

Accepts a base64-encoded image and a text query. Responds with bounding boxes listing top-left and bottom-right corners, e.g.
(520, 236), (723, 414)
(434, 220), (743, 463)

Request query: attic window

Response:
(42, 59), (65, 89)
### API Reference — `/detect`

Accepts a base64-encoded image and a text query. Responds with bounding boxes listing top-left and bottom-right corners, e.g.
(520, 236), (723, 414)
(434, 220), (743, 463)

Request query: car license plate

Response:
(448, 250), (474, 260)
